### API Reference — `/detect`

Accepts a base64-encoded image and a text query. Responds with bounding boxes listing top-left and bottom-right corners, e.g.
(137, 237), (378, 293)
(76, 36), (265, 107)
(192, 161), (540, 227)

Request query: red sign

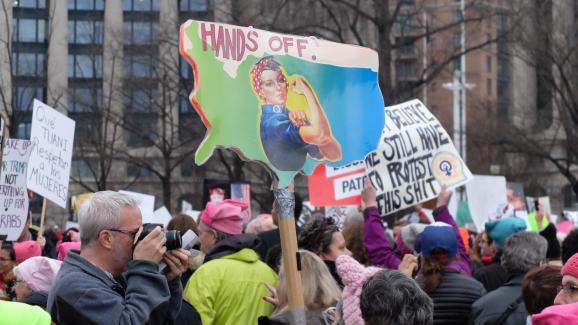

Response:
(308, 162), (365, 206)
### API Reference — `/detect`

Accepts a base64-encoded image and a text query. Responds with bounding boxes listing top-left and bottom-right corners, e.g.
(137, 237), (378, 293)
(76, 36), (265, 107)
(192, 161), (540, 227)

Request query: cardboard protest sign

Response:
(70, 192), (93, 218)
(181, 200), (193, 213)
(27, 99), (75, 208)
(506, 182), (526, 211)
(179, 20), (384, 187)
(119, 190), (155, 223)
(364, 99), (473, 216)
(466, 175), (507, 231)
(231, 182), (252, 221)
(152, 206), (172, 226)
(308, 161), (365, 206)
(0, 139), (33, 241)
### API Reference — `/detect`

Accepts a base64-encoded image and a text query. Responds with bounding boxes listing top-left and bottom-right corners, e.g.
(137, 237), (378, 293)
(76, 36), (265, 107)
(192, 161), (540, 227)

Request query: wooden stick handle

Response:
(39, 197), (47, 235)
(273, 186), (306, 324)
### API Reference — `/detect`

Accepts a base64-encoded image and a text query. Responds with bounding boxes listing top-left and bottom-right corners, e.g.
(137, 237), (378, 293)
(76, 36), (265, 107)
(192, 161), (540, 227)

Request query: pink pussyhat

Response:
(532, 302), (578, 325)
(15, 256), (62, 294)
(336, 254), (382, 325)
(562, 252), (578, 279)
(200, 199), (248, 235)
(13, 240), (41, 264)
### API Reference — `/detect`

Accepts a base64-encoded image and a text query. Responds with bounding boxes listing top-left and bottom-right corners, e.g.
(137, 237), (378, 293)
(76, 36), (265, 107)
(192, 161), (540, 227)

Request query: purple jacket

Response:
(363, 205), (472, 276)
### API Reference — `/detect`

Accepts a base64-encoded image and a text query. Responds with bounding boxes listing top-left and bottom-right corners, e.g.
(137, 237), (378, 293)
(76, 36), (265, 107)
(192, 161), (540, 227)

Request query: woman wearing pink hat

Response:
(13, 256), (62, 309)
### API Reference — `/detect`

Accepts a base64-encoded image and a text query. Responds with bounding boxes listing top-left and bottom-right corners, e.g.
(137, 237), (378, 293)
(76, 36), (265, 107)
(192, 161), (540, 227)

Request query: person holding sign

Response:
(251, 56), (342, 171)
(362, 180), (472, 276)
(47, 191), (190, 325)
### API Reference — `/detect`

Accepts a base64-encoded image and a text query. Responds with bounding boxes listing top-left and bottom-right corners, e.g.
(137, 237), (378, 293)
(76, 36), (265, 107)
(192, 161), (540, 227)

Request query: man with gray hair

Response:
(360, 269), (433, 325)
(47, 191), (190, 324)
(470, 231), (548, 325)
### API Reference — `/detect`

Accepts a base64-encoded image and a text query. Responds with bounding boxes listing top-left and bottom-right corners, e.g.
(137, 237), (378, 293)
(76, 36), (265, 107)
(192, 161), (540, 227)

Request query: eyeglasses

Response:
(558, 284), (578, 294)
(106, 228), (140, 239)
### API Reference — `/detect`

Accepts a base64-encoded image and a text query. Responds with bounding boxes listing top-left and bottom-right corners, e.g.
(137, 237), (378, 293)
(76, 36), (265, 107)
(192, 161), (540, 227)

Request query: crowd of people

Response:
(1, 181), (578, 325)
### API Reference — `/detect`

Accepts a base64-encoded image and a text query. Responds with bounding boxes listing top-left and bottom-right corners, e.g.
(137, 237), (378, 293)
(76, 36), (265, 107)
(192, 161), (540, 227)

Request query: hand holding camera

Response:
(133, 226), (167, 264)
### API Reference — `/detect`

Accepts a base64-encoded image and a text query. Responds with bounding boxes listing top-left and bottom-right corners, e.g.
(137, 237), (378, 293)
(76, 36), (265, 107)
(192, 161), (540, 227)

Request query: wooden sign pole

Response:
(273, 185), (305, 324)
(39, 197), (47, 236)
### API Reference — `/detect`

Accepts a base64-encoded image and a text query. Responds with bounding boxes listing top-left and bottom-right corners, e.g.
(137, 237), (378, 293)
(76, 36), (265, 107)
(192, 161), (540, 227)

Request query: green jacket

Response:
(0, 301), (51, 325)
(184, 235), (278, 325)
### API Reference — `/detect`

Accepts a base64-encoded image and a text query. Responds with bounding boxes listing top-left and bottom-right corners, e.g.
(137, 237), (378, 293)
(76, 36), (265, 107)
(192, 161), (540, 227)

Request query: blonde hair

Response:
(276, 250), (341, 312)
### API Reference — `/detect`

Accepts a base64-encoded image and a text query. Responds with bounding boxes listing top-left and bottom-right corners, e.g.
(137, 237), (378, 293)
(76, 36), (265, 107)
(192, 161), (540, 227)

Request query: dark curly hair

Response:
(562, 228), (578, 264)
(298, 217), (339, 255)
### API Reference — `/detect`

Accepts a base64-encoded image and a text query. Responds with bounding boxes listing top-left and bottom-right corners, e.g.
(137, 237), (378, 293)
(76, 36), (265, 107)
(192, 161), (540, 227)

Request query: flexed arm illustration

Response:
(291, 77), (342, 161)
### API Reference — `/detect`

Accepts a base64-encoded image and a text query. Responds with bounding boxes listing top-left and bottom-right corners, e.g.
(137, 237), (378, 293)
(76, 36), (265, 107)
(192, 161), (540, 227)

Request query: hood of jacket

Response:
(205, 234), (262, 263)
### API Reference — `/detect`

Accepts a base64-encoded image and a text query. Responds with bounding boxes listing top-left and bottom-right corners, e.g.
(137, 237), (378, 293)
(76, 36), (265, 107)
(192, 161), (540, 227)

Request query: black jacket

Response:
(256, 226), (301, 261)
(429, 269), (486, 325)
(22, 291), (48, 309)
(474, 252), (509, 293)
(470, 274), (527, 325)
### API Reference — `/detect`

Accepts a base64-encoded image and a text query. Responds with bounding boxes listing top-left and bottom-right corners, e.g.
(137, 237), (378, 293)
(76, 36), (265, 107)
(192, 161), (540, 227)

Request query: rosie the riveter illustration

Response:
(250, 56), (342, 171)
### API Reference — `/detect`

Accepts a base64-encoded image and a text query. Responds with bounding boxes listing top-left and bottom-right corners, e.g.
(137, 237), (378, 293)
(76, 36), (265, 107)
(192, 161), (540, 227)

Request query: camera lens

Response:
(165, 230), (182, 250)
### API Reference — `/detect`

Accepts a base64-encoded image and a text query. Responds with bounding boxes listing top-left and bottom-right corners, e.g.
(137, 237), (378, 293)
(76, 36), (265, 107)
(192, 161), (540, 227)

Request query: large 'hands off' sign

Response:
(179, 20), (384, 186)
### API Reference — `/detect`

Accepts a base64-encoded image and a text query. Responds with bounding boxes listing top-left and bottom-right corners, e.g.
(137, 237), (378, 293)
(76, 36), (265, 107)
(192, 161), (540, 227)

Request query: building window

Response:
(123, 0), (160, 11)
(124, 55), (157, 78)
(68, 54), (102, 79)
(398, 42), (416, 55)
(453, 32), (461, 48)
(395, 15), (414, 34)
(15, 18), (46, 42)
(71, 159), (99, 178)
(16, 122), (32, 139)
(14, 87), (43, 111)
(14, 0), (46, 9)
(486, 78), (492, 96)
(123, 21), (160, 45)
(14, 52), (45, 76)
(486, 55), (492, 73)
(68, 20), (104, 44)
(453, 10), (462, 23)
(68, 0), (104, 10)
(453, 57), (461, 71)
(127, 163), (152, 177)
(124, 88), (159, 147)
(180, 0), (210, 12)
(396, 59), (416, 78)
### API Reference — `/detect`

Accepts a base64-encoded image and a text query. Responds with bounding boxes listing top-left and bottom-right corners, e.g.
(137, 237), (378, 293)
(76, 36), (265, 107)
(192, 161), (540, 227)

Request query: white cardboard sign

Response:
(364, 99), (473, 215)
(27, 99), (75, 208)
(466, 175), (507, 231)
(118, 190), (155, 223)
(0, 139), (33, 240)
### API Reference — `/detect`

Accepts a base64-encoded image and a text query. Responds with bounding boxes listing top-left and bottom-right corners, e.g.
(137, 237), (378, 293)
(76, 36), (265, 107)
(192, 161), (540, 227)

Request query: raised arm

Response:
(434, 187), (472, 276)
(362, 180), (401, 269)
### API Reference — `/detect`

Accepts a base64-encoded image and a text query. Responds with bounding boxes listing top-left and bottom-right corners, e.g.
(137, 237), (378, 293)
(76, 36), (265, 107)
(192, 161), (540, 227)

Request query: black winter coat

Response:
(429, 269), (486, 325)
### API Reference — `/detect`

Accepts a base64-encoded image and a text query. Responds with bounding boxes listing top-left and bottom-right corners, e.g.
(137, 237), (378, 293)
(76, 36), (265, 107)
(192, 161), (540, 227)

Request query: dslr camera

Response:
(137, 223), (182, 250)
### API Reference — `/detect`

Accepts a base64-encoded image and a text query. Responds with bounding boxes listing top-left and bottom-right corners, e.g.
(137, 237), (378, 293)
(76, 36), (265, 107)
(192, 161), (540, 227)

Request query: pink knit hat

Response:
(56, 241), (81, 261)
(532, 301), (578, 325)
(562, 253), (578, 278)
(13, 241), (41, 264)
(15, 256), (62, 294)
(200, 199), (248, 235)
(336, 254), (382, 325)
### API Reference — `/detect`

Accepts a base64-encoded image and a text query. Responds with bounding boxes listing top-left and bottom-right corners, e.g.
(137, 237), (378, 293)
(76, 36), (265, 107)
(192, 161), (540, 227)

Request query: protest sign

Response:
(466, 175), (507, 231)
(0, 139), (33, 241)
(27, 99), (75, 208)
(506, 182), (526, 211)
(118, 190), (155, 222)
(181, 200), (193, 213)
(364, 99), (473, 216)
(179, 20), (384, 187)
(308, 161), (365, 206)
(231, 182), (252, 221)
(65, 221), (79, 231)
(183, 210), (201, 223)
(325, 205), (358, 229)
(152, 206), (172, 227)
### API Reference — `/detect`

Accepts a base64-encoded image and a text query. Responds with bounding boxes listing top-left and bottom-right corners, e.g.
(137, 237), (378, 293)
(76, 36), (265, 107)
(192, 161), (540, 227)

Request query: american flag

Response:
(231, 182), (252, 222)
